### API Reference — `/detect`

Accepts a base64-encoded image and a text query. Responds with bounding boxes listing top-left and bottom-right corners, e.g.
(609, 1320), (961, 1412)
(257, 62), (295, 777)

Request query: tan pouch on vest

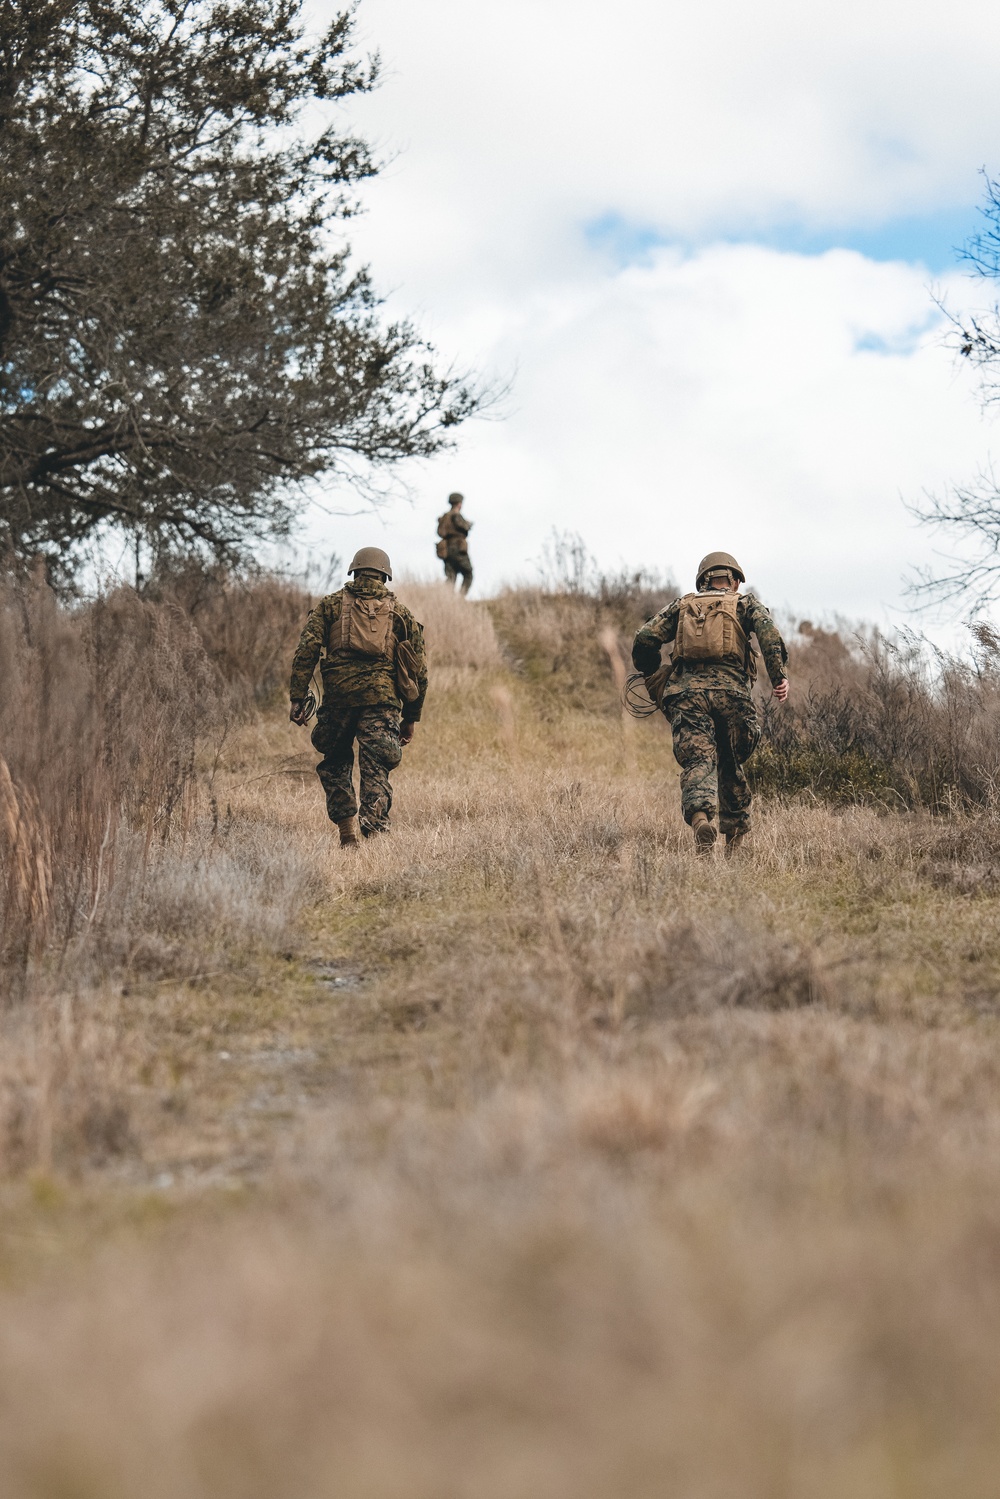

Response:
(673, 592), (748, 665)
(436, 538), (448, 559)
(395, 638), (421, 702)
(334, 592), (395, 657)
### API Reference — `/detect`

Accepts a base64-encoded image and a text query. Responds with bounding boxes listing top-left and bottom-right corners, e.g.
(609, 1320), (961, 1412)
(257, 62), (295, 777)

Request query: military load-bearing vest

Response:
(331, 592), (395, 657)
(328, 590), (421, 701)
(673, 592), (752, 671)
(436, 511), (469, 559)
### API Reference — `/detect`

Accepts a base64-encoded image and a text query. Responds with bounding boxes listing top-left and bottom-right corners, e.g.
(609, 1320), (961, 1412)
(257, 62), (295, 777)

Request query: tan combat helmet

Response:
(696, 551), (745, 590)
(348, 546), (392, 580)
(448, 492), (464, 505)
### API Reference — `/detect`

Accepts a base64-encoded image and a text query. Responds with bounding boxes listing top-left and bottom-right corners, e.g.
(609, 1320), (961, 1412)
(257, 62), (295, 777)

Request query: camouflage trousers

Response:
(444, 554), (473, 594)
(311, 704), (402, 835)
(667, 690), (762, 835)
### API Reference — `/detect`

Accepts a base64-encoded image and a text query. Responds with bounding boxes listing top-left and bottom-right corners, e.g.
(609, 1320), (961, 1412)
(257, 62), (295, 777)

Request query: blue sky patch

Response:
(852, 315), (938, 356)
(765, 206), (984, 272)
(585, 204), (985, 274)
(584, 213), (666, 266)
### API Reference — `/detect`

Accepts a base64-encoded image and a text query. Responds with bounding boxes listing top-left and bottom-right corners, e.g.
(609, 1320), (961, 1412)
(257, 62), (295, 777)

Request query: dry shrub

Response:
(148, 560), (311, 709)
(752, 617), (1000, 809)
(0, 575), (320, 980)
(569, 1071), (717, 1156)
(0, 577), (219, 977)
(921, 804), (1000, 863)
(393, 579), (502, 670)
(0, 574), (334, 1172)
(913, 805), (1000, 893)
(920, 860), (1000, 895)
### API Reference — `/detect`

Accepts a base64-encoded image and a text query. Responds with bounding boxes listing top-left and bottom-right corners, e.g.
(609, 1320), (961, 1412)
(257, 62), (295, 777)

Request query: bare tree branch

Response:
(909, 173), (1000, 610)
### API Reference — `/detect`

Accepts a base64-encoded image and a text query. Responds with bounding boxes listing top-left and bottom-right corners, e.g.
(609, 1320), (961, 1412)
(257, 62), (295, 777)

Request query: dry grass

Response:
(145, 558), (313, 710)
(3, 579), (1000, 1493)
(394, 578), (504, 670)
(486, 577), (675, 716)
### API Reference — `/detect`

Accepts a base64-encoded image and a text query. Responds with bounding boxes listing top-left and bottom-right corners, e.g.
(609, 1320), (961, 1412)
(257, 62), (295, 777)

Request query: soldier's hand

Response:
(400, 720), (416, 746)
(289, 699), (308, 726)
(772, 678), (789, 702)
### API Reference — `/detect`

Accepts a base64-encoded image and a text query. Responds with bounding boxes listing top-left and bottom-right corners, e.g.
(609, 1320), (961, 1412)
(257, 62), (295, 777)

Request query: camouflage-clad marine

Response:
(436, 492), (473, 594)
(289, 548), (428, 846)
(632, 551), (789, 854)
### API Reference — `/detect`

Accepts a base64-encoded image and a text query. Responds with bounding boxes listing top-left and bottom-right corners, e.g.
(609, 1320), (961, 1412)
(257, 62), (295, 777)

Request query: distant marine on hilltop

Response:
(436, 493), (474, 594)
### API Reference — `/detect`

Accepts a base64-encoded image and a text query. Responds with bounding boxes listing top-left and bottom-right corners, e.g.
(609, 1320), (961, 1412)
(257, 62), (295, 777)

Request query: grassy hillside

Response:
(1, 577), (1000, 1495)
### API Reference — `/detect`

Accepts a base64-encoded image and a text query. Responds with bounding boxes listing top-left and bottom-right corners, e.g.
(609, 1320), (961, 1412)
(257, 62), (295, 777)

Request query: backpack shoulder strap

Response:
(327, 590), (347, 652)
(391, 599), (412, 641)
(736, 594), (756, 675)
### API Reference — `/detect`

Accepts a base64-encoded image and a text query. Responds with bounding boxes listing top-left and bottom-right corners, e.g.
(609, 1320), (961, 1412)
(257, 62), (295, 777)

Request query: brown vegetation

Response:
(486, 573), (675, 713)
(753, 615), (1000, 808)
(0, 578), (218, 976)
(0, 574), (1000, 1493)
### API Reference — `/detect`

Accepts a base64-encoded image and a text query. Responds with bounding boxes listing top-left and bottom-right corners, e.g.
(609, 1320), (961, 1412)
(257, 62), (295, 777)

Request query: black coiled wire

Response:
(290, 689), (317, 726)
(623, 673), (662, 718)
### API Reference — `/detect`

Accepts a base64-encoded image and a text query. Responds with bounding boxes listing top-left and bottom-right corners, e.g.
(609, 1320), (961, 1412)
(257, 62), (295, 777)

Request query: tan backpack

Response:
(673, 592), (748, 666)
(332, 591), (395, 658)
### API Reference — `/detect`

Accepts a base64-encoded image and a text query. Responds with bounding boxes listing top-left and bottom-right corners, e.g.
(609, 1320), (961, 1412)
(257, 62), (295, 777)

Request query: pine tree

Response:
(0, 0), (479, 580)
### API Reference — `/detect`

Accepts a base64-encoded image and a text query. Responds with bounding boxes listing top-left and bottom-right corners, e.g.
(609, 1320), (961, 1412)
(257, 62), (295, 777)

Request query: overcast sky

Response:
(297, 0), (1000, 628)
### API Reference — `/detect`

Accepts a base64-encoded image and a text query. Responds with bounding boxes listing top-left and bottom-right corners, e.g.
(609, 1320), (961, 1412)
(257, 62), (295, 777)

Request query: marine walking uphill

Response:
(289, 548), (428, 846)
(632, 550), (790, 855)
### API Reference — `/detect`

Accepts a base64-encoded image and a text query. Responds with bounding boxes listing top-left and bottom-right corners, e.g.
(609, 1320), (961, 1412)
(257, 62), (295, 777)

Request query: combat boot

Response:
(725, 829), (749, 858)
(338, 816), (360, 848)
(691, 811), (717, 855)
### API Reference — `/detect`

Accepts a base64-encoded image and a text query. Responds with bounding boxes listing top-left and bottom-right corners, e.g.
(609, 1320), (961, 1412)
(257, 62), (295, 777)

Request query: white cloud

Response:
(296, 0), (1000, 627)
(303, 244), (986, 621)
(340, 0), (1000, 289)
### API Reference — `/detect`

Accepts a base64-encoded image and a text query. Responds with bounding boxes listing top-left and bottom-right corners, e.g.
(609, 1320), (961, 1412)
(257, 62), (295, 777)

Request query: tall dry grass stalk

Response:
(0, 577), (219, 982)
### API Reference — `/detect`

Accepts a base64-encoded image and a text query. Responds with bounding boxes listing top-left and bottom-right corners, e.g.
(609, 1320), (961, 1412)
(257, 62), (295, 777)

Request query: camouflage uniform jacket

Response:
(289, 577), (428, 722)
(631, 591), (787, 699)
(437, 510), (472, 556)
